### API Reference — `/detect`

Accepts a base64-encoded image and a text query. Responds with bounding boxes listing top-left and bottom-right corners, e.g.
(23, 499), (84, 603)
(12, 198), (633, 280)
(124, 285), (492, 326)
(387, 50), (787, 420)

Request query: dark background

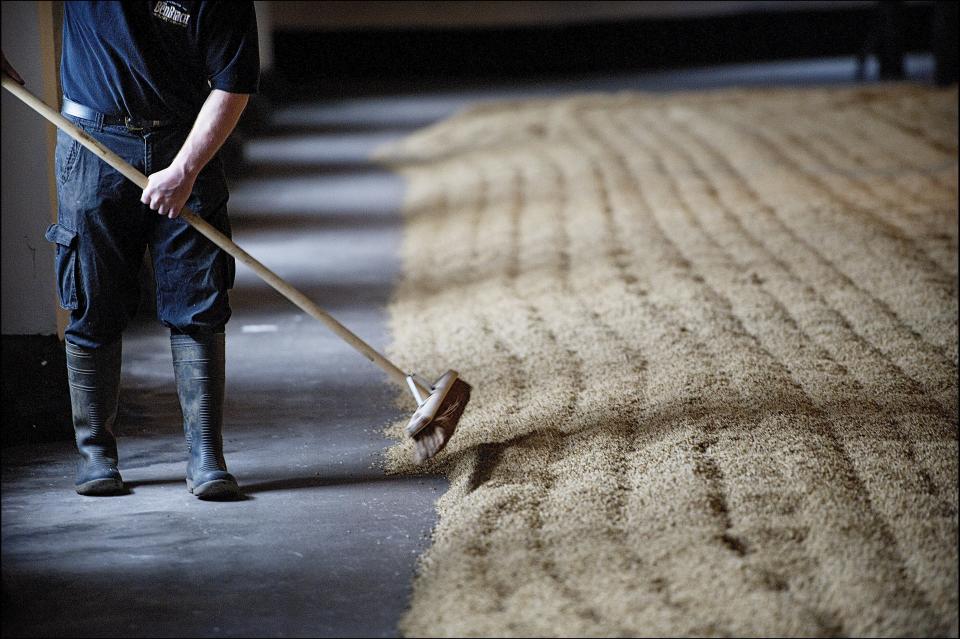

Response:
(269, 1), (958, 95)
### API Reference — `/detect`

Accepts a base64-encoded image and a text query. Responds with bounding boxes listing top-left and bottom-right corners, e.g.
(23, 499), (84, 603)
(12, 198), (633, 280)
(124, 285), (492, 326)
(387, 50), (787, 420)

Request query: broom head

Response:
(406, 370), (471, 463)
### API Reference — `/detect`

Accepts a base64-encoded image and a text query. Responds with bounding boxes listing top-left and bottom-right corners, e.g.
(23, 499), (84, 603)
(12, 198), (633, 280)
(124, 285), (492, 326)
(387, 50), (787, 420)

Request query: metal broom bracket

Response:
(406, 373), (435, 406)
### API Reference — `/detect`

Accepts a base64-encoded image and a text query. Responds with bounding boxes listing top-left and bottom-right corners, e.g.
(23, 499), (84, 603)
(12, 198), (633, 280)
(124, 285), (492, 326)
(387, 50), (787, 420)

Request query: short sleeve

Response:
(198, 1), (260, 94)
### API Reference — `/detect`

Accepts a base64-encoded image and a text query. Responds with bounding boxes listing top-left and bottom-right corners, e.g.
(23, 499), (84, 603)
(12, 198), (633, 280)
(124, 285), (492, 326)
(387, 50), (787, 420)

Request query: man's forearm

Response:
(141, 89), (249, 218)
(173, 89), (249, 177)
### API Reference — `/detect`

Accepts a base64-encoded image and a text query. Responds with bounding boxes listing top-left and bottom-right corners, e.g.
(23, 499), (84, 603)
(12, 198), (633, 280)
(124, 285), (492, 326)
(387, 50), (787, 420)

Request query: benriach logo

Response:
(153, 1), (191, 27)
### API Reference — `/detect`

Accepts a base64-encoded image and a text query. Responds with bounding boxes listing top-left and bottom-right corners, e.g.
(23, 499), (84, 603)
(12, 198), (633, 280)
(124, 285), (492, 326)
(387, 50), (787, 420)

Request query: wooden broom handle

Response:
(2, 75), (426, 395)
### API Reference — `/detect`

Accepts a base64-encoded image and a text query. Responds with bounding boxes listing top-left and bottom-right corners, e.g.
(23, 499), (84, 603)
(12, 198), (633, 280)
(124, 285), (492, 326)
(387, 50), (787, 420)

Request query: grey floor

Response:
(1, 56), (935, 638)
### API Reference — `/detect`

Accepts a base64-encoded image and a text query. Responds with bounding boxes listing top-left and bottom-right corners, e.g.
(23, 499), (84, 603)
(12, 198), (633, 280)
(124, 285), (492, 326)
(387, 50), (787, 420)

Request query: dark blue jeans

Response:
(47, 112), (235, 349)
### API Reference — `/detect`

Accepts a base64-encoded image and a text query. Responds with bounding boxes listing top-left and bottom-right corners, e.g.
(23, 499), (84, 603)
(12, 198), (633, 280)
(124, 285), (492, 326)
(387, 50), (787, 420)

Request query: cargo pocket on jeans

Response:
(44, 223), (80, 310)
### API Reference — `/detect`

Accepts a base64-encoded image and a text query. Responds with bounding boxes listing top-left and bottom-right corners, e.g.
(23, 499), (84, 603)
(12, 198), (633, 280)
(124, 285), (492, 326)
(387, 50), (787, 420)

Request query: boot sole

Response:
(76, 478), (125, 496)
(187, 478), (242, 500)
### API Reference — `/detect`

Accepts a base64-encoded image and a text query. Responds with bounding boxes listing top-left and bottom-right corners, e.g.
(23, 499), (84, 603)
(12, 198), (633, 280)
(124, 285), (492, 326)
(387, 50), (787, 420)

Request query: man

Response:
(3, 1), (259, 499)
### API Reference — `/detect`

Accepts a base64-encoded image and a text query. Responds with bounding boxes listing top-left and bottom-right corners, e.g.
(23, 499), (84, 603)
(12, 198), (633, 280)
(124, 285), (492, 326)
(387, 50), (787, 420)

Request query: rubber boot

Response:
(171, 332), (241, 499)
(66, 340), (125, 495)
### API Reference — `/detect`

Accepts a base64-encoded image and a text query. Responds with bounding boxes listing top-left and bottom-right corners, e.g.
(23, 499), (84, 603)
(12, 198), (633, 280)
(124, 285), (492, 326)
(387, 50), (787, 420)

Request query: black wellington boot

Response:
(66, 340), (125, 495)
(171, 332), (241, 500)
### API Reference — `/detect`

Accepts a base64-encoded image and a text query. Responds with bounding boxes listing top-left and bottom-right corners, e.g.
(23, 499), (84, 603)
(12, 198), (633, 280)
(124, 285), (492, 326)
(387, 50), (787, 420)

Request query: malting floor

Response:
(1, 56), (936, 637)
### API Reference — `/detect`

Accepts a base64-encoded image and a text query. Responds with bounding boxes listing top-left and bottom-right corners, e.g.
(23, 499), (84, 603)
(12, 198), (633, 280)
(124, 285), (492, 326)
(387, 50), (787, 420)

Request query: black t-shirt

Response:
(61, 1), (259, 122)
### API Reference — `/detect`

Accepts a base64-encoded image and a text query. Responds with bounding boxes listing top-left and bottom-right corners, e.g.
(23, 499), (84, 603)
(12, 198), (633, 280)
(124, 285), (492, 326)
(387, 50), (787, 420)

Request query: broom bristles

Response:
(412, 378), (472, 463)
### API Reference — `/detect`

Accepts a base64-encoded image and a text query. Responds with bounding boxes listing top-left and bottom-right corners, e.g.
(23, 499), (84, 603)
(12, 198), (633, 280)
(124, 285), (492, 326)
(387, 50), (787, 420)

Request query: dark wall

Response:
(2, 336), (72, 447)
(272, 2), (942, 90)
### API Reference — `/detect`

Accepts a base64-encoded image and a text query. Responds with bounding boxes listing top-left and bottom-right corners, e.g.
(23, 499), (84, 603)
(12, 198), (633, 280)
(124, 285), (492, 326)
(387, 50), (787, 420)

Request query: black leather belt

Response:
(61, 97), (175, 131)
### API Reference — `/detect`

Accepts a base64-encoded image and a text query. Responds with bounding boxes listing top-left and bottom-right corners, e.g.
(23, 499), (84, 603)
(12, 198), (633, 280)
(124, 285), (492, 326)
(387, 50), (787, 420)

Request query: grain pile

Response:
(375, 85), (959, 637)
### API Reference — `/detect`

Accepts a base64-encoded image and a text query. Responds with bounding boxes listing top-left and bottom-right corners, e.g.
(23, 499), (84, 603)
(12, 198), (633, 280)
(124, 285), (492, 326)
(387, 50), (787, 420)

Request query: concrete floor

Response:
(1, 56), (935, 638)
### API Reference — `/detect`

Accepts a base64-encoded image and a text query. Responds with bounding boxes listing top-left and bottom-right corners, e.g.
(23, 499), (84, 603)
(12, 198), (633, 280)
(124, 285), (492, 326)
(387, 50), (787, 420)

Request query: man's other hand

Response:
(2, 50), (25, 85)
(141, 164), (197, 219)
